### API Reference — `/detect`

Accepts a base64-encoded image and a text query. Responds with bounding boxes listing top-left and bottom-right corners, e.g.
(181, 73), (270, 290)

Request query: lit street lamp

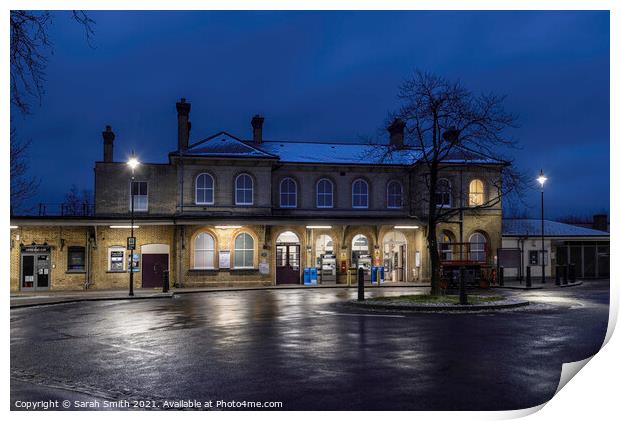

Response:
(537, 169), (547, 283)
(127, 153), (140, 296)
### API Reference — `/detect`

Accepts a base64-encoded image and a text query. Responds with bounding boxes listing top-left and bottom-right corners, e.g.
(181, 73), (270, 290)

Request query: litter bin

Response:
(371, 266), (378, 284)
(303, 268), (310, 285)
(309, 267), (318, 285)
(379, 266), (385, 283)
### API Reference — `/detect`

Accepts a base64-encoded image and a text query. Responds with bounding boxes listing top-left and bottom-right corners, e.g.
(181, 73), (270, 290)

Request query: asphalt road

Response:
(10, 282), (609, 411)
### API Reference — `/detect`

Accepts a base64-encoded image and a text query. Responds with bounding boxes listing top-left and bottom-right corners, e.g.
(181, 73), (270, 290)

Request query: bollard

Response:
(357, 266), (365, 301)
(562, 265), (568, 285)
(526, 266), (532, 288)
(162, 270), (170, 293)
(499, 266), (504, 287)
(555, 266), (561, 286)
(568, 263), (576, 282)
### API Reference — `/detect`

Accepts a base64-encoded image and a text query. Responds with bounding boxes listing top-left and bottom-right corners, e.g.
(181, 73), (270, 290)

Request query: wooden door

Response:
(141, 253), (168, 288)
(276, 244), (300, 284)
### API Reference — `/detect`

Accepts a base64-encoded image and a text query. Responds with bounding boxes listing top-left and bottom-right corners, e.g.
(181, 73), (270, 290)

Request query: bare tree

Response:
(62, 185), (93, 216)
(10, 10), (95, 114)
(10, 128), (40, 213)
(378, 71), (523, 295)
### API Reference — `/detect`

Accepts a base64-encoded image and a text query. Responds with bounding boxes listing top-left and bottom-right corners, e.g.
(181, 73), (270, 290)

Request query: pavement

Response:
(10, 280), (609, 410)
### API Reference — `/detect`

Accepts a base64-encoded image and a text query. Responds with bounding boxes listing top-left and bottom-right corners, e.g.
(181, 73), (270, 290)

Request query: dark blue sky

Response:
(12, 10), (609, 219)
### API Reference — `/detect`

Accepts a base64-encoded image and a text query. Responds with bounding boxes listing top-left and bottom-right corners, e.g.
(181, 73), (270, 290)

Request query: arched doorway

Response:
(351, 234), (371, 280)
(276, 231), (301, 284)
(316, 234), (336, 282)
(383, 231), (407, 282)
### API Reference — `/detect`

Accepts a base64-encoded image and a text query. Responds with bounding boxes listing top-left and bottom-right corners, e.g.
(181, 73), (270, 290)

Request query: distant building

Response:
(501, 219), (610, 280)
(10, 98), (506, 291)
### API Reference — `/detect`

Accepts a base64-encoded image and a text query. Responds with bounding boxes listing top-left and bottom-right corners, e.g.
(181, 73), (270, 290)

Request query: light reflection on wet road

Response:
(11, 283), (609, 410)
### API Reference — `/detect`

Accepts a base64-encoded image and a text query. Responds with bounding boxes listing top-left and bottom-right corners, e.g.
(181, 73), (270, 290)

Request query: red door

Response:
(142, 253), (168, 288)
(276, 244), (300, 284)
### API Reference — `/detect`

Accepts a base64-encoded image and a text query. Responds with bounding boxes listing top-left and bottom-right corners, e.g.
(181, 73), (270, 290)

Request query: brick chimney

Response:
(102, 125), (115, 162)
(388, 118), (405, 148)
(176, 98), (191, 151)
(251, 115), (264, 145)
(593, 214), (608, 232)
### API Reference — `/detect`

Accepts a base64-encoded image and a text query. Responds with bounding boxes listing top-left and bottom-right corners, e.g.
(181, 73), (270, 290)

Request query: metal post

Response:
(357, 266), (365, 301)
(459, 266), (467, 305)
(541, 189), (546, 283)
(499, 266), (504, 287)
(555, 265), (561, 286)
(162, 270), (169, 293)
(129, 172), (135, 297)
(526, 265), (532, 288)
(562, 265), (568, 285)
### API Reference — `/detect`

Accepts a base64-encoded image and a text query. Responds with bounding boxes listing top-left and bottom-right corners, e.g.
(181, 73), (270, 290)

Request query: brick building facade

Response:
(10, 98), (505, 291)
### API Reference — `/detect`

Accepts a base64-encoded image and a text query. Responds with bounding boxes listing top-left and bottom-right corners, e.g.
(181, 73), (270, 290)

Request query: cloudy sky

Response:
(12, 10), (609, 219)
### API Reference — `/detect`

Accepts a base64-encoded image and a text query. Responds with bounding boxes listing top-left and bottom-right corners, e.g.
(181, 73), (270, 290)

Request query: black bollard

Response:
(459, 267), (468, 305)
(526, 266), (532, 288)
(569, 263), (576, 282)
(162, 270), (170, 293)
(357, 266), (365, 301)
(562, 265), (568, 285)
(499, 266), (504, 286)
(555, 266), (561, 286)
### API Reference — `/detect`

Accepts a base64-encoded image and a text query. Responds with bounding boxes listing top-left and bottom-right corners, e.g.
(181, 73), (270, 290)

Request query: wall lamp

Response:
(215, 225), (242, 229)
(394, 225), (419, 229)
(109, 225), (140, 229)
(306, 225), (332, 229)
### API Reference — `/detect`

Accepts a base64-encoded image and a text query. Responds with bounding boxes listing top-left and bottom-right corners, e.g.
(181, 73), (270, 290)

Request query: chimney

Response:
(251, 115), (264, 144)
(593, 214), (608, 232)
(388, 118), (405, 148)
(176, 98), (191, 151)
(102, 125), (115, 162)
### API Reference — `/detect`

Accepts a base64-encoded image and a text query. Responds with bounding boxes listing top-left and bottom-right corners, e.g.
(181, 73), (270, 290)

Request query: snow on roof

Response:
(256, 141), (421, 165)
(183, 132), (277, 159)
(502, 219), (609, 237)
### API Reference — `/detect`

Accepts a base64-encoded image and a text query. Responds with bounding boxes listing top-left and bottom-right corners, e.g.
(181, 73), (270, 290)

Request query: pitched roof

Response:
(180, 132), (278, 159)
(502, 219), (609, 238)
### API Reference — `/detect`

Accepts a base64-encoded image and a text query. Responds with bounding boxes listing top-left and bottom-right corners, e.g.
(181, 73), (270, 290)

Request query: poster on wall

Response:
(130, 253), (140, 272)
(219, 251), (230, 269)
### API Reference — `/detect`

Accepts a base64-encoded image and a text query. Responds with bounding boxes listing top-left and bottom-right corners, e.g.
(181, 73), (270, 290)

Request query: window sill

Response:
(66, 270), (86, 274)
(106, 270), (127, 273)
(230, 268), (258, 273)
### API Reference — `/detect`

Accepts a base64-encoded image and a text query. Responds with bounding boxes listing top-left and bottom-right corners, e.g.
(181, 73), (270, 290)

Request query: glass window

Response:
(439, 231), (454, 261)
(387, 181), (403, 208)
(130, 181), (148, 211)
(436, 179), (451, 207)
(195, 173), (214, 205)
(316, 178), (334, 208)
(469, 232), (487, 262)
(194, 232), (215, 269)
(108, 247), (125, 271)
(468, 179), (484, 206)
(279, 178), (297, 208)
(67, 246), (86, 271)
(352, 179), (369, 208)
(234, 233), (254, 268)
(235, 174), (253, 205)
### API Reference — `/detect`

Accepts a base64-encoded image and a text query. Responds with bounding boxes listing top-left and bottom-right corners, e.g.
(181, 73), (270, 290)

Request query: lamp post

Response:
(127, 154), (140, 296)
(536, 169), (547, 283)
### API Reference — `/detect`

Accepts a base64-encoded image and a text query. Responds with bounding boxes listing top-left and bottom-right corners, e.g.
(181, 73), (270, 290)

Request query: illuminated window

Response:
(439, 231), (454, 261)
(387, 181), (403, 209)
(316, 178), (334, 208)
(436, 179), (452, 207)
(235, 174), (253, 205)
(234, 233), (254, 268)
(279, 178), (297, 208)
(67, 246), (86, 272)
(469, 232), (487, 262)
(195, 173), (214, 205)
(352, 179), (369, 208)
(130, 181), (148, 211)
(194, 232), (215, 269)
(468, 179), (484, 206)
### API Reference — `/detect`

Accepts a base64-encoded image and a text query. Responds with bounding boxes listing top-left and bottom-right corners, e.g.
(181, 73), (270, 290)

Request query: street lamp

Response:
(127, 153), (140, 296)
(537, 169), (547, 284)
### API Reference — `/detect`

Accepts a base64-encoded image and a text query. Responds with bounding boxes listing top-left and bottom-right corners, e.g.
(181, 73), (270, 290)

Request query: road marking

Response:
(315, 310), (406, 318)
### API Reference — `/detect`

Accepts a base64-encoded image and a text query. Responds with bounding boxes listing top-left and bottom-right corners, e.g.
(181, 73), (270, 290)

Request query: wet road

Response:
(11, 282), (609, 410)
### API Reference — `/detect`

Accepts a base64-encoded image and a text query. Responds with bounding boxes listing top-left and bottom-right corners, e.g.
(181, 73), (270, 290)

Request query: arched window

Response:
(279, 178), (297, 208)
(234, 233), (254, 268)
(439, 230), (455, 261)
(387, 181), (403, 209)
(195, 173), (214, 205)
(436, 179), (451, 208)
(352, 179), (369, 208)
(235, 173), (253, 205)
(316, 178), (334, 208)
(468, 179), (484, 206)
(194, 232), (215, 269)
(469, 232), (487, 262)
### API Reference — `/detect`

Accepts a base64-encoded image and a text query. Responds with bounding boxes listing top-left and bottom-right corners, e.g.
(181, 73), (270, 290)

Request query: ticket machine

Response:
(320, 253), (337, 283)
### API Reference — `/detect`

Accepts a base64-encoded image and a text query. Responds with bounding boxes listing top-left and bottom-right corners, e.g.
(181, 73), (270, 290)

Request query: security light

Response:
(536, 169), (547, 187)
